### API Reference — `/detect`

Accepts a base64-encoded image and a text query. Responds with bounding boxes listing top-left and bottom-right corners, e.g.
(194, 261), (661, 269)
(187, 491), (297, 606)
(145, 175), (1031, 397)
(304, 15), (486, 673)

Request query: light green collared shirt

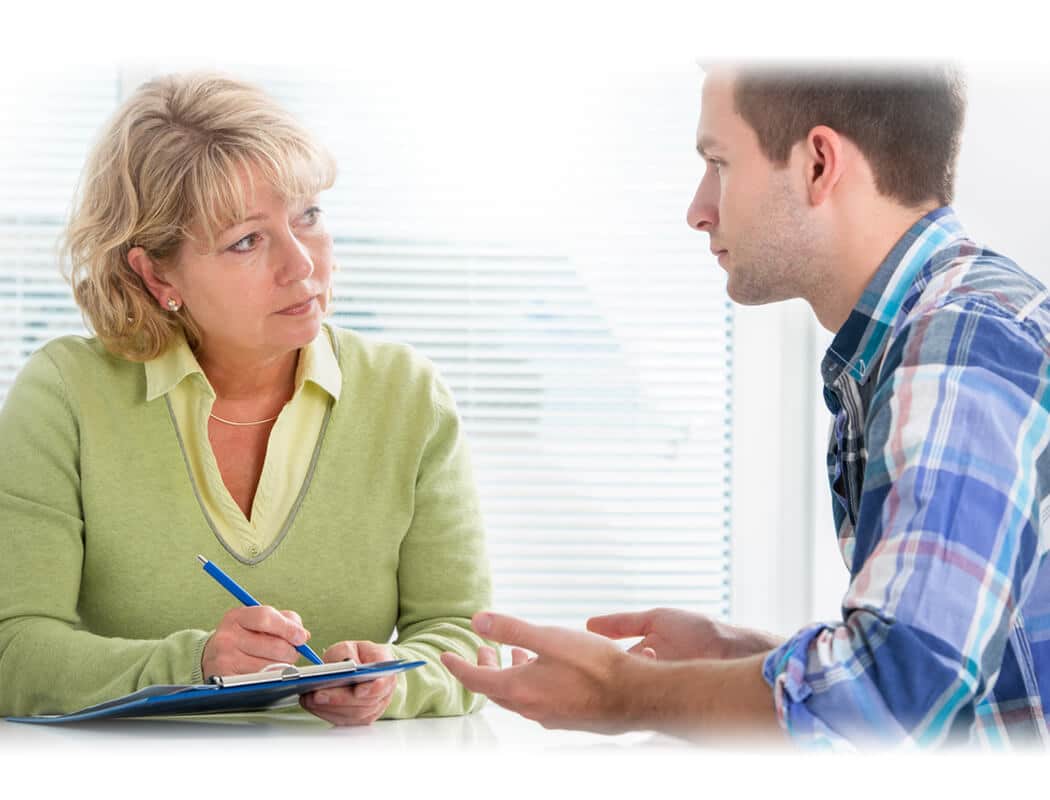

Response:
(144, 329), (342, 561)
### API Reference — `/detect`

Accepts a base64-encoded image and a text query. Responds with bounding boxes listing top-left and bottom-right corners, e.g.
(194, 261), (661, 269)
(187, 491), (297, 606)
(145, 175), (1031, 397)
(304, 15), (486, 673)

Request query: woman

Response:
(0, 73), (492, 725)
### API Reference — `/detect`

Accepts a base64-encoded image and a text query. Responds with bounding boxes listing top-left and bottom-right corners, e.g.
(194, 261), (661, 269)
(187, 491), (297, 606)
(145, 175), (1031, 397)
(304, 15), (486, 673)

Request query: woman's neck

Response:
(196, 345), (300, 407)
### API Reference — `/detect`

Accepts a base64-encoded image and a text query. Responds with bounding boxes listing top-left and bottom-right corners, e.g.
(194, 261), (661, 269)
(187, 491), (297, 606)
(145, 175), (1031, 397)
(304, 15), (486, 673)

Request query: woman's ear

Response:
(801, 125), (846, 207)
(127, 247), (179, 309)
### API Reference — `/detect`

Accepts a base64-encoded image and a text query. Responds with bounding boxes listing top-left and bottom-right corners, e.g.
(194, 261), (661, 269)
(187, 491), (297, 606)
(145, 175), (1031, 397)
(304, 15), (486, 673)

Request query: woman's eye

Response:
(300, 206), (323, 225)
(229, 233), (259, 253)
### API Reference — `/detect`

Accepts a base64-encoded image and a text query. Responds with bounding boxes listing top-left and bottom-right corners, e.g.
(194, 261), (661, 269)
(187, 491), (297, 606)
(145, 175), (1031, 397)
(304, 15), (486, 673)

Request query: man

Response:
(441, 64), (1050, 748)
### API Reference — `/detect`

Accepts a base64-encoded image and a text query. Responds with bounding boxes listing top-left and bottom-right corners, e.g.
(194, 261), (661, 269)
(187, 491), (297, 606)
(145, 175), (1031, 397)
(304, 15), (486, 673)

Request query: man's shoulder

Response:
(904, 242), (1050, 339)
(872, 242), (1050, 393)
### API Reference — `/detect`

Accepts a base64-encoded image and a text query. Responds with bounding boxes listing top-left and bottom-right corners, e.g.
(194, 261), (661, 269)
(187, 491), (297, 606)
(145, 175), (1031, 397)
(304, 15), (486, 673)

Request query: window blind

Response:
(1, 66), (733, 631)
(0, 71), (119, 401)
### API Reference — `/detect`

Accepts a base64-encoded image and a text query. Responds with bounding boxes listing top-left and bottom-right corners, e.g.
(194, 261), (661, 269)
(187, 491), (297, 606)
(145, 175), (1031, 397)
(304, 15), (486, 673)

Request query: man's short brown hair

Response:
(732, 64), (966, 207)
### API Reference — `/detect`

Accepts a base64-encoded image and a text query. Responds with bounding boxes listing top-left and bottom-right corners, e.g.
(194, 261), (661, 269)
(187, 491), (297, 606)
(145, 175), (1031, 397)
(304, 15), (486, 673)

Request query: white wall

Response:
(954, 70), (1050, 284)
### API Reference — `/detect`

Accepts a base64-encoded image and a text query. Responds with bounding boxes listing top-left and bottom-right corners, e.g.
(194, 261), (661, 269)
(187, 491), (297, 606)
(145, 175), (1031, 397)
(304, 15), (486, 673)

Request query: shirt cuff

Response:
(763, 623), (854, 748)
(764, 621), (827, 739)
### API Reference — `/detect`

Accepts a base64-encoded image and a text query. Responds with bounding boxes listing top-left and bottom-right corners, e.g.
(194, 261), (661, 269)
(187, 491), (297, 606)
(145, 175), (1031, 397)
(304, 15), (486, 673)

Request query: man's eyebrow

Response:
(696, 136), (723, 158)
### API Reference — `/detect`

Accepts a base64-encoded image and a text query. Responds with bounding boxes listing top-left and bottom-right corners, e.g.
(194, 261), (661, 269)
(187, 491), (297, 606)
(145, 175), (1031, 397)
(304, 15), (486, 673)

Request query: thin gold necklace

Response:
(209, 412), (279, 427)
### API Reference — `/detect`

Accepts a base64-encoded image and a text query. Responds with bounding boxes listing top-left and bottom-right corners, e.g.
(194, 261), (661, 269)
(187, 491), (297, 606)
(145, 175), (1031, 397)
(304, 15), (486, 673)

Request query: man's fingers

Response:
(477, 645), (499, 668)
(586, 610), (651, 640)
(625, 642), (658, 659)
(472, 611), (579, 655)
(441, 651), (516, 698)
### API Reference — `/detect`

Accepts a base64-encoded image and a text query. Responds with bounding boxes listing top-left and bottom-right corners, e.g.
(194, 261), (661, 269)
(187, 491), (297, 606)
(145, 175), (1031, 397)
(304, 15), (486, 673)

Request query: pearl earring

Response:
(166, 298), (181, 312)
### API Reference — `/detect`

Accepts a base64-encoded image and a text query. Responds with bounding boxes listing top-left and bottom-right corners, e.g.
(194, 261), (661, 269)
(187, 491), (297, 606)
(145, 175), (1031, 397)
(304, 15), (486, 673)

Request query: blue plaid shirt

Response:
(762, 207), (1050, 748)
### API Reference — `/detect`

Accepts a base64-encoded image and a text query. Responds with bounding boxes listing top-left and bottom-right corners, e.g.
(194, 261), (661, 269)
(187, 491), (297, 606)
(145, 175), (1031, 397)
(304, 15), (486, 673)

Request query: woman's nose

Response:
(276, 232), (314, 284)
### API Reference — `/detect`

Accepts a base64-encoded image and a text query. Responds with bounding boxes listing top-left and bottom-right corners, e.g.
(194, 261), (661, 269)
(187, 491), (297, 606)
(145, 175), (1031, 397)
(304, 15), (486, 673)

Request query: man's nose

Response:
(686, 180), (718, 232)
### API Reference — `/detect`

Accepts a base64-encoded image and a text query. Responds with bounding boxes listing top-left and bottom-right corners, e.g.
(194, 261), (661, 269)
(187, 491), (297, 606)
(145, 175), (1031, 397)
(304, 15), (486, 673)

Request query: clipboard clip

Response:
(209, 658), (359, 688)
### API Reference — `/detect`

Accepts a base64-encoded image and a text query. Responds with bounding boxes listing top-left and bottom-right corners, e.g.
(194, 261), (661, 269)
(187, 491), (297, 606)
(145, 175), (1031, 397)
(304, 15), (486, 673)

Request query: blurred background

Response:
(2, 1), (1047, 641)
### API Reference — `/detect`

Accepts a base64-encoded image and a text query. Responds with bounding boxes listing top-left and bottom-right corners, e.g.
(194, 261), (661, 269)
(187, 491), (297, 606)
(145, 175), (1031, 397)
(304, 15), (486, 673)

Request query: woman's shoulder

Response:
(37, 333), (111, 360)
(328, 325), (440, 382)
(5, 335), (137, 419)
(326, 325), (454, 411)
(33, 334), (137, 384)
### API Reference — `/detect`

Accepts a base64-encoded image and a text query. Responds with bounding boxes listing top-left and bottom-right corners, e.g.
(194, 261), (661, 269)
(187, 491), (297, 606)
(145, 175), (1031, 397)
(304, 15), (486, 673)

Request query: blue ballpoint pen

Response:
(196, 554), (324, 665)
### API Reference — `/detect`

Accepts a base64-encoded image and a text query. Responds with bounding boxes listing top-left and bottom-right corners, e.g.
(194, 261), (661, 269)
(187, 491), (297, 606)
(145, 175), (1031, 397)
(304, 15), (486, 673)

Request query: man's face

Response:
(687, 70), (818, 305)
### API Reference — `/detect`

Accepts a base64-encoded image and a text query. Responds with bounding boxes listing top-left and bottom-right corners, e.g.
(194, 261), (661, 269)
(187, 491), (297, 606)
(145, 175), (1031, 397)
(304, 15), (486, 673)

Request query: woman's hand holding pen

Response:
(300, 640), (397, 726)
(201, 606), (312, 679)
(195, 559), (397, 726)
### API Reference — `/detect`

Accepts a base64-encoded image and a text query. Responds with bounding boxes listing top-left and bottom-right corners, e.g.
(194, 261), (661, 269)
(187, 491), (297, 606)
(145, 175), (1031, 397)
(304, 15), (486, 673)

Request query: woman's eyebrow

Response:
(219, 212), (268, 234)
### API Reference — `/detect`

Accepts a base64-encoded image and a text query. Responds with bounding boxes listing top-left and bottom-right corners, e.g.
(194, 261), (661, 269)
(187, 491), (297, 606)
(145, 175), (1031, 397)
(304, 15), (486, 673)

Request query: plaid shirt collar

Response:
(820, 206), (968, 401)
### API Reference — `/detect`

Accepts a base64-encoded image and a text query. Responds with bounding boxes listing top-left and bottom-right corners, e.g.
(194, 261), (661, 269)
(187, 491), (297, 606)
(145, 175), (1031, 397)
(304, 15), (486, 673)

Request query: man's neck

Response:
(809, 199), (942, 333)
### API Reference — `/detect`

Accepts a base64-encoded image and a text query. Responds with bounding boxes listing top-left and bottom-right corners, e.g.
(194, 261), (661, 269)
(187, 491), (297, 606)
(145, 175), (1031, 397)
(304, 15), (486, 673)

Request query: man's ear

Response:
(127, 246), (177, 308)
(800, 125), (846, 207)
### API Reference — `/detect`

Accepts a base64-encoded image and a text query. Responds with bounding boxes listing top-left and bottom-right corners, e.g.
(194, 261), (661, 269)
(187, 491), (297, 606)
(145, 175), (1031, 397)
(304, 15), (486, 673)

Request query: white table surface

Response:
(0, 703), (1029, 799)
(0, 701), (664, 752)
(0, 703), (703, 798)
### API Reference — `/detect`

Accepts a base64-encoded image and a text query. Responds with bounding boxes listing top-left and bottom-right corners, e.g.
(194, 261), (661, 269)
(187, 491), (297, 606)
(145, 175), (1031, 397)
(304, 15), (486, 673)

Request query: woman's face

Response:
(168, 171), (334, 364)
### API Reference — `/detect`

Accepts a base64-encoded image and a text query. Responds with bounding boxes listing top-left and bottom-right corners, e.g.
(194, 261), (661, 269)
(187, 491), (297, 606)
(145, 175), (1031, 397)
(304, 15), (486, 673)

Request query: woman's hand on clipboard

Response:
(299, 640), (397, 726)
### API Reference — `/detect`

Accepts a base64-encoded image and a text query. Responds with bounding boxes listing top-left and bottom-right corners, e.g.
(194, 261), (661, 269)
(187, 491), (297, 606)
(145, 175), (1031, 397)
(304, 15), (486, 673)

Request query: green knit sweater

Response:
(0, 326), (492, 718)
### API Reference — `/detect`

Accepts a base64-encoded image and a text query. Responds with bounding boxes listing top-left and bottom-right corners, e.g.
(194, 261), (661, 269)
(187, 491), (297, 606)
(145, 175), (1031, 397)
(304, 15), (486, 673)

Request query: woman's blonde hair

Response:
(62, 72), (337, 361)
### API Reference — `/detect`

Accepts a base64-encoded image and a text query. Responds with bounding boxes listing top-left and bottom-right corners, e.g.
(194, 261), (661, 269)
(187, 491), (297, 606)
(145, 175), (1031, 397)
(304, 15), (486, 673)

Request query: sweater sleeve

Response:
(0, 347), (210, 717)
(383, 373), (495, 718)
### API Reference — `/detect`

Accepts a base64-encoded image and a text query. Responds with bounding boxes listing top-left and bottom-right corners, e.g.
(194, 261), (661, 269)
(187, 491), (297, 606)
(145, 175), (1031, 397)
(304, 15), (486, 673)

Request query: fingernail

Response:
(314, 692), (329, 705)
(474, 613), (491, 635)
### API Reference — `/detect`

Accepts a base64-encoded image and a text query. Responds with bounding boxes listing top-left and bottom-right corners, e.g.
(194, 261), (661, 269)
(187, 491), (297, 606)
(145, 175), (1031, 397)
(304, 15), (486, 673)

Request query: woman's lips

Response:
(276, 296), (317, 315)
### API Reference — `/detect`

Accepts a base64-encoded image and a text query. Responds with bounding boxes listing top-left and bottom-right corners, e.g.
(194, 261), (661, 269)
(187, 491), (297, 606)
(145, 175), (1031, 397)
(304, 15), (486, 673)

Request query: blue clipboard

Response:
(5, 658), (424, 724)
